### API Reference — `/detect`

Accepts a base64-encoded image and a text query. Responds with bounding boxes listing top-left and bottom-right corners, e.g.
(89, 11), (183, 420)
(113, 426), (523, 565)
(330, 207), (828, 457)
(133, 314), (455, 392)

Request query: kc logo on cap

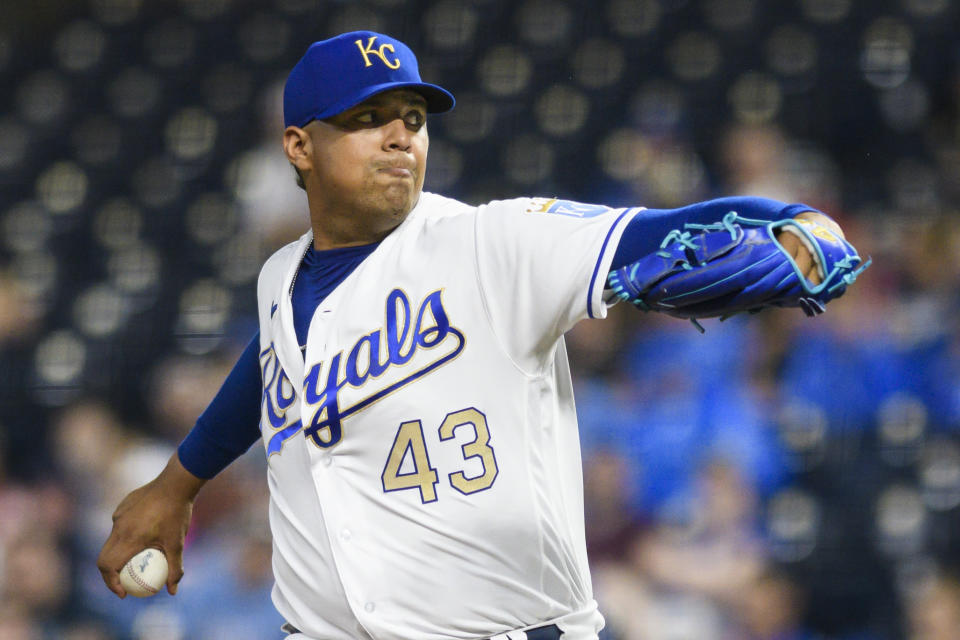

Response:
(355, 35), (401, 70)
(283, 31), (455, 129)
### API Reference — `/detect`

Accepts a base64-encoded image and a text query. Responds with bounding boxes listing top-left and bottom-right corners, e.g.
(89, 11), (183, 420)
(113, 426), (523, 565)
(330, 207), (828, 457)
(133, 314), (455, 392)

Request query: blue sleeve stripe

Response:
(587, 208), (635, 319)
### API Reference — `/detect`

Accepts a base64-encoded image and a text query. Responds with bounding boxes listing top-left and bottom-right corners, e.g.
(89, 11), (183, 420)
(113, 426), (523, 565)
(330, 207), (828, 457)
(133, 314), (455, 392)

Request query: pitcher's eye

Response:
(404, 111), (425, 129)
(355, 111), (377, 125)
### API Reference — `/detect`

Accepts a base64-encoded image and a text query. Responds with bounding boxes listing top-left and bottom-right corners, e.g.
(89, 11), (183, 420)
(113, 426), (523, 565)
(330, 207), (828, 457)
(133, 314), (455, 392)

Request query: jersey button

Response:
(322, 455), (332, 467)
(364, 602), (375, 613)
(339, 528), (352, 542)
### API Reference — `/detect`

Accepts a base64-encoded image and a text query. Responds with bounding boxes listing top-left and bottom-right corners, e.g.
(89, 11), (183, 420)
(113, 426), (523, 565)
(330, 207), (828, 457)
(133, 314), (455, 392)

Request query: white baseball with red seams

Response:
(119, 548), (168, 597)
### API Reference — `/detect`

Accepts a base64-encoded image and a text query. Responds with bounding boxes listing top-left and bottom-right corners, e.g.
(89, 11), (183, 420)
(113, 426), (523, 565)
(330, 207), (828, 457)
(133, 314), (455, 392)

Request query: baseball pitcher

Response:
(98, 31), (867, 640)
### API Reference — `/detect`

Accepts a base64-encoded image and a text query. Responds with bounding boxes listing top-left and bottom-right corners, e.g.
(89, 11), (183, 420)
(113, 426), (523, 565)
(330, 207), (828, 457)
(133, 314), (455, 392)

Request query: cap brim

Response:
(311, 81), (455, 123)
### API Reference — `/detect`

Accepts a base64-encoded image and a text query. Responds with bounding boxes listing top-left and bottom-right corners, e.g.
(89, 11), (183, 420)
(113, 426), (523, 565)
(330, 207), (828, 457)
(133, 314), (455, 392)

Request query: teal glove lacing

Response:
(608, 211), (872, 332)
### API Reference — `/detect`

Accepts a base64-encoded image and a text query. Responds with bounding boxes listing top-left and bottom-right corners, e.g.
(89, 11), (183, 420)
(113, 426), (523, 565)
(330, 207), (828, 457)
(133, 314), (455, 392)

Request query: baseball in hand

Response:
(119, 548), (168, 597)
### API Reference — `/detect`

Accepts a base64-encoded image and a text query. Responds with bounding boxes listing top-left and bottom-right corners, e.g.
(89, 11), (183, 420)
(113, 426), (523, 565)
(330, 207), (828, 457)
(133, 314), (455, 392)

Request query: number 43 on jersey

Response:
(381, 407), (499, 503)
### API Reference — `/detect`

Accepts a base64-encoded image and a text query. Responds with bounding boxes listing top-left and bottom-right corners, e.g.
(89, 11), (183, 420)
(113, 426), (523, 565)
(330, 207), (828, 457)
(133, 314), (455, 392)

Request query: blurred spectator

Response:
(0, 604), (41, 640)
(588, 459), (772, 640)
(60, 620), (116, 640)
(720, 123), (795, 202)
(179, 462), (285, 640)
(0, 269), (40, 348)
(585, 448), (648, 563)
(634, 460), (766, 605)
(732, 568), (817, 640)
(147, 353), (235, 443)
(905, 573), (960, 640)
(1, 531), (71, 633)
(584, 448), (653, 640)
(227, 79), (309, 252)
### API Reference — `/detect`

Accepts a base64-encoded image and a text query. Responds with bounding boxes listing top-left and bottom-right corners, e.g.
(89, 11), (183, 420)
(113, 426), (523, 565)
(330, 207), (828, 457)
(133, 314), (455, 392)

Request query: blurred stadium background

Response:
(1, 0), (959, 638)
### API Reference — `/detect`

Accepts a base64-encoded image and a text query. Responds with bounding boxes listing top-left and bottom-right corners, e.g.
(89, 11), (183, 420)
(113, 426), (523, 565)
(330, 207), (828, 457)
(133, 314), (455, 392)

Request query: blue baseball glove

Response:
(607, 211), (870, 331)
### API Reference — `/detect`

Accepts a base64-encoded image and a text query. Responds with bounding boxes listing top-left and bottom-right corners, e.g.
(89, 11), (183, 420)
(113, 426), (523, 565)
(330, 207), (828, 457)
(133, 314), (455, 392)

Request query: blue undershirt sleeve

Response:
(610, 197), (826, 270)
(177, 331), (263, 479)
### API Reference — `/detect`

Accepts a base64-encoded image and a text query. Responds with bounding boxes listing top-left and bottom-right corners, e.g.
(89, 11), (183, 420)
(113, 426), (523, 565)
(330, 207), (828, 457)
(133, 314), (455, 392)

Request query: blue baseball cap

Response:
(283, 31), (456, 128)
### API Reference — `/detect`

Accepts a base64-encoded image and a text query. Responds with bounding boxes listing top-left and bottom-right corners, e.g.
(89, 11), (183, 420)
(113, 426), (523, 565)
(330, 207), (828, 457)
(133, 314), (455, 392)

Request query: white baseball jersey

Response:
(256, 192), (637, 640)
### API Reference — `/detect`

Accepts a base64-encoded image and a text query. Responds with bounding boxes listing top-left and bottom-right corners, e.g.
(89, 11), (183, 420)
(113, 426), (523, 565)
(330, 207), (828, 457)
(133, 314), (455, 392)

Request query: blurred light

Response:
(238, 13), (291, 63)
(327, 5), (386, 35)
(902, 0), (949, 18)
(606, 0), (660, 38)
(179, 0), (231, 21)
(131, 156), (182, 209)
(11, 252), (58, 302)
(877, 392), (927, 467)
(16, 70), (69, 126)
(34, 329), (86, 388)
(776, 401), (828, 471)
(424, 0), (479, 50)
(214, 233), (265, 286)
(598, 128), (651, 182)
(767, 487), (820, 562)
(176, 279), (233, 354)
(667, 32), (721, 81)
(765, 25), (818, 77)
(879, 79), (930, 132)
(91, 0), (142, 26)
(875, 484), (927, 557)
(860, 17), (913, 89)
(2, 201), (52, 253)
(572, 38), (625, 90)
(71, 114), (122, 166)
(515, 0), (573, 48)
(224, 151), (267, 203)
(919, 438), (960, 512)
(165, 107), (218, 161)
(202, 63), (254, 114)
(702, 0), (756, 31)
(648, 146), (707, 205)
(107, 243), (162, 301)
(535, 84), (589, 137)
(73, 283), (129, 338)
(93, 198), (143, 250)
(441, 94), (498, 142)
(502, 134), (554, 185)
(144, 18), (196, 69)
(36, 162), (88, 215)
(478, 45), (533, 97)
(108, 67), (162, 118)
(799, 0), (852, 23)
(422, 140), (463, 191)
(728, 71), (783, 123)
(0, 117), (29, 172)
(54, 20), (107, 73)
(630, 80), (684, 135)
(185, 192), (238, 246)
